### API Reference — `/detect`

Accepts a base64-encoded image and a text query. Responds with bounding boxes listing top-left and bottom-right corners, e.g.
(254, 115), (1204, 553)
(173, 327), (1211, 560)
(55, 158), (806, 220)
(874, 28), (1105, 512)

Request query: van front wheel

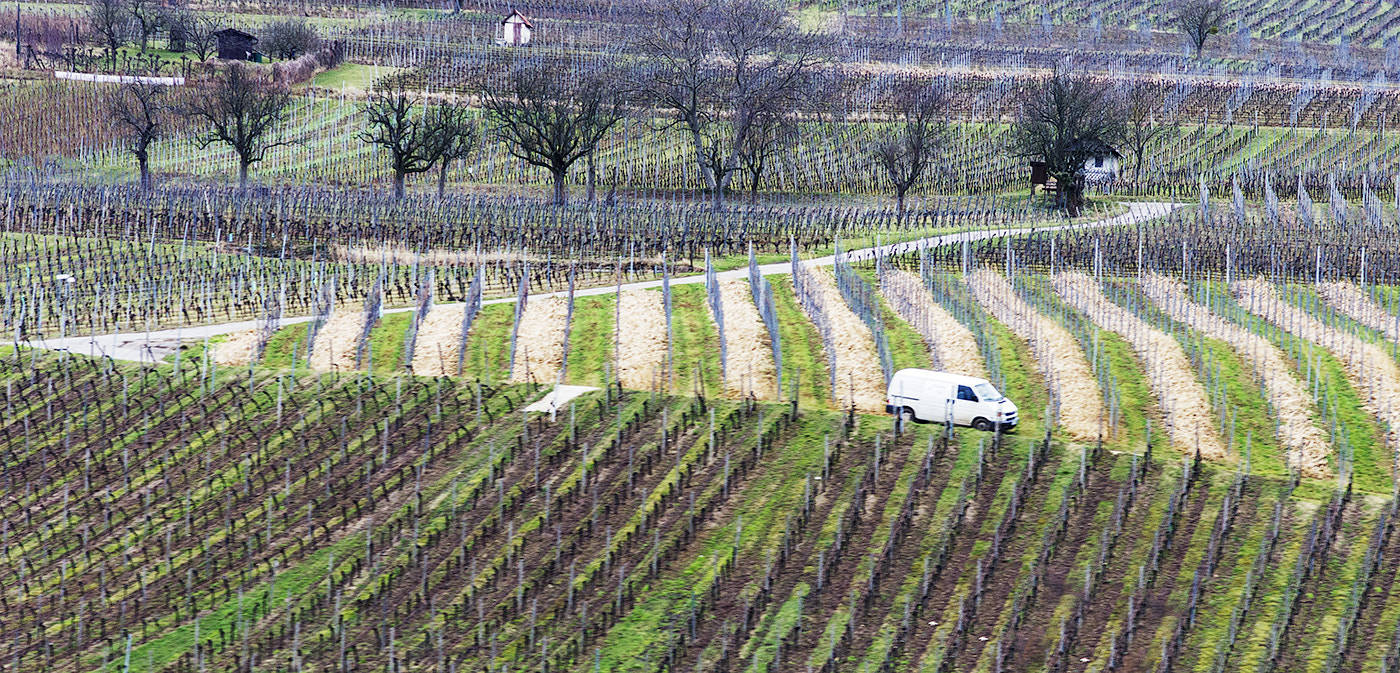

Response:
(972, 418), (994, 432)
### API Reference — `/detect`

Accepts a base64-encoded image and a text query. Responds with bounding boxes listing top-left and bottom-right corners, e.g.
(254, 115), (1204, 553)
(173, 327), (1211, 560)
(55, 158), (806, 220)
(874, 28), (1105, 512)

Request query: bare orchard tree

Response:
(633, 0), (827, 206)
(87, 0), (125, 64)
(425, 104), (480, 199)
(1011, 70), (1124, 216)
(738, 108), (797, 203)
(261, 18), (320, 60)
(1121, 82), (1176, 184)
(183, 63), (295, 190)
(126, 0), (163, 51)
(1173, 0), (1224, 59)
(482, 59), (627, 206)
(358, 87), (439, 199)
(110, 81), (167, 191)
(164, 8), (223, 60)
(868, 83), (946, 214)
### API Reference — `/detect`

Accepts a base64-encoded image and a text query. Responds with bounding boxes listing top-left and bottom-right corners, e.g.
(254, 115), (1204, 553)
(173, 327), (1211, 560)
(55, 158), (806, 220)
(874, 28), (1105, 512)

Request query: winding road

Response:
(28, 201), (1180, 363)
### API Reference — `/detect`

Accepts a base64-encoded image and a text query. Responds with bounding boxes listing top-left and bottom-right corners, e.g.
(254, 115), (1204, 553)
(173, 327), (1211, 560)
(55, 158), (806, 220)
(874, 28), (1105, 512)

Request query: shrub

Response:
(260, 18), (319, 60)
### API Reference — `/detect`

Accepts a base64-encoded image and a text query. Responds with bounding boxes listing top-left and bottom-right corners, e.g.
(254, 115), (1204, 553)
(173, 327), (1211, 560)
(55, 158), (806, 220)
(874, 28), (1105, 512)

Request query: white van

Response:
(885, 369), (1018, 431)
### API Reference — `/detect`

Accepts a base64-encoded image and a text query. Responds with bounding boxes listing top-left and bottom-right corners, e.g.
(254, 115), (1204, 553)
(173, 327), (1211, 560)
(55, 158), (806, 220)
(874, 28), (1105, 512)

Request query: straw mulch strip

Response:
(1143, 274), (1330, 477)
(966, 269), (1103, 441)
(410, 304), (468, 377)
(881, 269), (986, 378)
(801, 268), (888, 414)
(213, 329), (260, 367)
(309, 309), (366, 372)
(1317, 281), (1400, 342)
(714, 279), (778, 398)
(1234, 278), (1400, 452)
(616, 290), (669, 391)
(510, 296), (570, 384)
(1054, 272), (1226, 459)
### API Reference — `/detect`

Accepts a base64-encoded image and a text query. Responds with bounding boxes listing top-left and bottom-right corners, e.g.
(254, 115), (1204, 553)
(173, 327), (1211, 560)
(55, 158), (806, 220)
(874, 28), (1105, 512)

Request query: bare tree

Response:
(633, 0), (826, 206)
(425, 104), (480, 199)
(110, 81), (167, 191)
(482, 59), (626, 206)
(358, 87), (438, 199)
(164, 8), (222, 60)
(738, 108), (796, 202)
(1173, 0), (1224, 59)
(1011, 70), (1124, 216)
(126, 0), (162, 51)
(86, 0), (125, 64)
(183, 63), (295, 190)
(868, 84), (946, 214)
(1121, 82), (1175, 184)
(261, 18), (320, 60)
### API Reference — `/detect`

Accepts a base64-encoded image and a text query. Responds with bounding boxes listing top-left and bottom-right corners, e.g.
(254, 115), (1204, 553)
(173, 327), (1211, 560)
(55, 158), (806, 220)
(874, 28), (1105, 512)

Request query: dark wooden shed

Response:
(215, 28), (260, 61)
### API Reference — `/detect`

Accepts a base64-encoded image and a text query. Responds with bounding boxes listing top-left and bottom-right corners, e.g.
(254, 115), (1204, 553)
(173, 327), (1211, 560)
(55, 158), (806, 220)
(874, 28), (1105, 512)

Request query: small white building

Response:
(498, 10), (533, 46)
(1075, 139), (1121, 184)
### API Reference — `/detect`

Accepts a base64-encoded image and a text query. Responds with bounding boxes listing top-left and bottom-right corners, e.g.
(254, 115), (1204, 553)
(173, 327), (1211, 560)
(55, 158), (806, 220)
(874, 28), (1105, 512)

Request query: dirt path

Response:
(32, 203), (1181, 363)
(1234, 278), (1400, 451)
(800, 267), (887, 414)
(881, 268), (986, 377)
(309, 309), (366, 372)
(212, 329), (261, 367)
(410, 304), (468, 377)
(713, 279), (777, 398)
(1317, 280), (1400, 342)
(1054, 271), (1227, 460)
(509, 296), (569, 384)
(615, 290), (668, 391)
(967, 269), (1104, 441)
(1143, 273), (1330, 477)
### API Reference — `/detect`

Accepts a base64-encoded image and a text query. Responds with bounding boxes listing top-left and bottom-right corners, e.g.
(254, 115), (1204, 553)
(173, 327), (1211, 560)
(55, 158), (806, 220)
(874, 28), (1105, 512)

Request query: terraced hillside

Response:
(2, 343), (1398, 672)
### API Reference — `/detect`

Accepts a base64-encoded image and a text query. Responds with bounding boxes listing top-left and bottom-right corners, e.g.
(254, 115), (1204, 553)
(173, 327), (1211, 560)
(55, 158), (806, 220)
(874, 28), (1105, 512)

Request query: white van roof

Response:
(890, 368), (990, 387)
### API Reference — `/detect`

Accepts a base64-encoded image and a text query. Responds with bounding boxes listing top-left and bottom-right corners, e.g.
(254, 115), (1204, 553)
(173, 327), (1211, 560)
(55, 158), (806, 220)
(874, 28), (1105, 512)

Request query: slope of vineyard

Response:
(2, 346), (1397, 673)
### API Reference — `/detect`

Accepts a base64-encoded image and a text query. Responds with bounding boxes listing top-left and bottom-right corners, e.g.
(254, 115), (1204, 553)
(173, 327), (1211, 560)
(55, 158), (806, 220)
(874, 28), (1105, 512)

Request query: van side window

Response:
(957, 385), (977, 402)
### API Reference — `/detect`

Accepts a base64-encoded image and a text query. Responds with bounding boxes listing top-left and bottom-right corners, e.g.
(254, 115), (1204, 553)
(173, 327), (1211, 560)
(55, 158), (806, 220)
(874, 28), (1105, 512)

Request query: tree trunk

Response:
(1063, 182), (1084, 217)
(896, 189), (906, 215)
(394, 171), (406, 200)
(586, 152), (596, 204)
(688, 125), (717, 192)
(552, 170), (568, 206)
(238, 161), (250, 191)
(437, 161), (449, 199)
(138, 156), (152, 192)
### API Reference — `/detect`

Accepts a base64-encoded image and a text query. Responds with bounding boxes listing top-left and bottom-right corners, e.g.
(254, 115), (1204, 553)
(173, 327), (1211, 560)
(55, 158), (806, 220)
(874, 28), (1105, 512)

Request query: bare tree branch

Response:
(110, 80), (167, 191)
(358, 87), (438, 199)
(868, 83), (946, 214)
(482, 58), (627, 206)
(1173, 0), (1225, 59)
(424, 103), (480, 199)
(632, 0), (828, 206)
(182, 63), (295, 190)
(1011, 69), (1125, 215)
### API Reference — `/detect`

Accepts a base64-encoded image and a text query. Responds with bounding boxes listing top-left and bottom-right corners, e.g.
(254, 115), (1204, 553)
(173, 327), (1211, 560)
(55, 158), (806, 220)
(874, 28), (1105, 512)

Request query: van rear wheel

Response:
(899, 407), (917, 423)
(972, 418), (994, 432)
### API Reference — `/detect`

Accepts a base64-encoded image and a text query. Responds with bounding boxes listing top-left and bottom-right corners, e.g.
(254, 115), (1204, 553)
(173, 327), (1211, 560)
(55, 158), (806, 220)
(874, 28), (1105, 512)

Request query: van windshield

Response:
(973, 383), (1002, 402)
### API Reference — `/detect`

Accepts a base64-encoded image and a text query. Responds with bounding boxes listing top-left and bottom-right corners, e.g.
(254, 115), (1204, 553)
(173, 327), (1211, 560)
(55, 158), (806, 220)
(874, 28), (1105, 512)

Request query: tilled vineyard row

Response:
(6, 345), (1398, 672)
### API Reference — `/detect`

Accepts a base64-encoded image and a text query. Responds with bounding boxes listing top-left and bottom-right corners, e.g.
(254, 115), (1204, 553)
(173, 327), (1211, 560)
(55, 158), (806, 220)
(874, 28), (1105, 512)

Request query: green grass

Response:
(310, 63), (401, 90)
(563, 294), (616, 387)
(260, 322), (311, 369)
(1200, 336), (1292, 479)
(667, 285), (724, 399)
(769, 275), (831, 408)
(464, 303), (516, 384)
(365, 312), (413, 376)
